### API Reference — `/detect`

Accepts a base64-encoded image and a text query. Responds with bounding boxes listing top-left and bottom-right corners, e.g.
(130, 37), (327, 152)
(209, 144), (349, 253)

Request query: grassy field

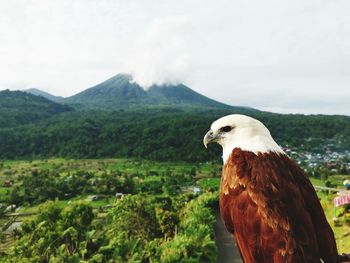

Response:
(0, 158), (349, 255)
(0, 158), (219, 226)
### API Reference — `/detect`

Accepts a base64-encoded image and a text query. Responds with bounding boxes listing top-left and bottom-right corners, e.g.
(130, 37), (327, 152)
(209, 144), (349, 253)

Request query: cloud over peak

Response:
(124, 16), (193, 89)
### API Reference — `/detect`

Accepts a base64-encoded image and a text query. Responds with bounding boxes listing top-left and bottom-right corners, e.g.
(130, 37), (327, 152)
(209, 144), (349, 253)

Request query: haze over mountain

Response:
(63, 74), (235, 110)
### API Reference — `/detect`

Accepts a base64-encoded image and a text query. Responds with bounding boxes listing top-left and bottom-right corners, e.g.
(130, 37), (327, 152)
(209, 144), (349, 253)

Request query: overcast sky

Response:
(1, 0), (350, 115)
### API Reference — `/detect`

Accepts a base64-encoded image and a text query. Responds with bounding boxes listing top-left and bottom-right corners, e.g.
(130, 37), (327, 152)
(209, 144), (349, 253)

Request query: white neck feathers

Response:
(222, 132), (284, 163)
(222, 138), (285, 163)
(208, 114), (285, 163)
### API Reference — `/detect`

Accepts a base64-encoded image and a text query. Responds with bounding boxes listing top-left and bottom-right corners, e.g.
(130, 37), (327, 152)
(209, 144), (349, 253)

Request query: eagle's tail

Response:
(338, 253), (350, 262)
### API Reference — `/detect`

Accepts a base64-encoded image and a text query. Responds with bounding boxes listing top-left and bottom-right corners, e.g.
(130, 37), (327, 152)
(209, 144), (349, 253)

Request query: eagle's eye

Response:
(220, 126), (233, 133)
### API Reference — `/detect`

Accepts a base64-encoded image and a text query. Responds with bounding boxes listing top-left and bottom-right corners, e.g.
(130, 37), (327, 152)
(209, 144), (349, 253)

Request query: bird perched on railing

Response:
(204, 114), (350, 263)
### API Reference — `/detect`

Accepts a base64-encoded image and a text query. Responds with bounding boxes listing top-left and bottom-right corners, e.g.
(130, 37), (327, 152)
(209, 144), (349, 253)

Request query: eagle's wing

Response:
(288, 155), (339, 263)
(220, 149), (338, 263)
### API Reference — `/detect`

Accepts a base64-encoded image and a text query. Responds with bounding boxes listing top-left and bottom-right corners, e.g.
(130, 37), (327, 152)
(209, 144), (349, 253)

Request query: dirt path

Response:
(214, 211), (243, 263)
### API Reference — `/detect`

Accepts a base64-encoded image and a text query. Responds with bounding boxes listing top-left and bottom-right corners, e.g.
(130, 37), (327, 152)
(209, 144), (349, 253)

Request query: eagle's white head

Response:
(203, 114), (284, 162)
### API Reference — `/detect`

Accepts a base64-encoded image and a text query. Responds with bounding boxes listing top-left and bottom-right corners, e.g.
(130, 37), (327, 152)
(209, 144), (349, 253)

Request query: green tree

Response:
(12, 201), (94, 262)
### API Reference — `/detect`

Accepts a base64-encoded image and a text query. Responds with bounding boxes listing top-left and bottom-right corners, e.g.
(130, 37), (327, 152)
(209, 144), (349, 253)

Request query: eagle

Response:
(203, 114), (349, 263)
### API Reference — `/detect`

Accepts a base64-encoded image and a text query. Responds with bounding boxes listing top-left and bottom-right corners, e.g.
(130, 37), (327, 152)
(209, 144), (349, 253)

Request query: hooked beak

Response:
(203, 130), (217, 148)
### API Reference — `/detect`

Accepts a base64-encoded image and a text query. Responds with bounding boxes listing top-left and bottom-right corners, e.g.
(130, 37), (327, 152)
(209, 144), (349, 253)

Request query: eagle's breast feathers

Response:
(219, 148), (338, 263)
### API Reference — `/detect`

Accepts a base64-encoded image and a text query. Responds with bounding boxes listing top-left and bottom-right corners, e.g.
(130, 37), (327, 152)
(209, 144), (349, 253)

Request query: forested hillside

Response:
(0, 90), (72, 128)
(0, 107), (349, 162)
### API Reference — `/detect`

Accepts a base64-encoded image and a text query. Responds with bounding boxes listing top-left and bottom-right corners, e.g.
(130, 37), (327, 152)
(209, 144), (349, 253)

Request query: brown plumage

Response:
(203, 114), (345, 263)
(220, 148), (338, 263)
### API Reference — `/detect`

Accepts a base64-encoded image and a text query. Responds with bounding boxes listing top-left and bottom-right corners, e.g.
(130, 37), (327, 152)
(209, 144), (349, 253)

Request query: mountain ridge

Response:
(25, 88), (64, 102)
(62, 74), (239, 110)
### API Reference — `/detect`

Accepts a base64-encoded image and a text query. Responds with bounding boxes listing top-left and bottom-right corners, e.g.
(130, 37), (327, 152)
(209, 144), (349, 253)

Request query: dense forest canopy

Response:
(0, 101), (349, 162)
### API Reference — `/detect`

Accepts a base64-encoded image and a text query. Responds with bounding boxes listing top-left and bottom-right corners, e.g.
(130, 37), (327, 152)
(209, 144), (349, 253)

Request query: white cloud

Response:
(124, 16), (193, 88)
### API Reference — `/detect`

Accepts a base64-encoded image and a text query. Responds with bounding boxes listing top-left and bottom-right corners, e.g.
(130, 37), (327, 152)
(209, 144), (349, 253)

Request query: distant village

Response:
(284, 146), (350, 175)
